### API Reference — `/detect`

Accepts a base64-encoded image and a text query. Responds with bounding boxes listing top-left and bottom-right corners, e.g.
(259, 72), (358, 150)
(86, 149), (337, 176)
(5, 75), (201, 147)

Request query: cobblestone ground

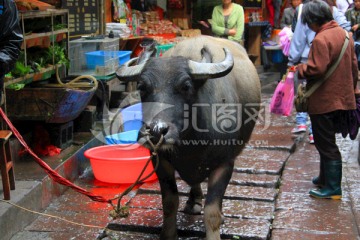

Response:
(10, 74), (360, 240)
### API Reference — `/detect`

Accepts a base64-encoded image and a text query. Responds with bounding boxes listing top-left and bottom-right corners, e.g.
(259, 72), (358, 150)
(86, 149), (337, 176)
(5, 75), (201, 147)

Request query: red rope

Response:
(0, 108), (111, 204)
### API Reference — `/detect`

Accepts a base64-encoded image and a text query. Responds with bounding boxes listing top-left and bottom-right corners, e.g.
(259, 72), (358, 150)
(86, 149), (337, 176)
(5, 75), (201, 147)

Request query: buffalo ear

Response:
(192, 46), (213, 87)
(194, 47), (208, 88)
(200, 46), (213, 63)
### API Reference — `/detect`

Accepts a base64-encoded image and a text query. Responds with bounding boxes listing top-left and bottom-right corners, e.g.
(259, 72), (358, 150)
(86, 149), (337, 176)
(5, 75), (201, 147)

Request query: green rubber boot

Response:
(312, 176), (322, 186)
(309, 160), (342, 200)
(312, 159), (325, 187)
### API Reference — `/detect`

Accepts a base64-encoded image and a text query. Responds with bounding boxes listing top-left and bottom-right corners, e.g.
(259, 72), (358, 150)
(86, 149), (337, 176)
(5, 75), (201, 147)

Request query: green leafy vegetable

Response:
(53, 23), (67, 31)
(46, 43), (69, 68)
(11, 61), (32, 77)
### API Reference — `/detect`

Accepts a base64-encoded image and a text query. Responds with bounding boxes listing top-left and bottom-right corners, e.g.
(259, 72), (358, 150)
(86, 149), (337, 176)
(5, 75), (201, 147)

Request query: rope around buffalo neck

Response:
(109, 134), (164, 219)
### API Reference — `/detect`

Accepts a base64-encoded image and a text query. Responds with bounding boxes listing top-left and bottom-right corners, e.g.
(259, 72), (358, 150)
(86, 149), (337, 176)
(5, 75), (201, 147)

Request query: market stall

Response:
(2, 0), (274, 152)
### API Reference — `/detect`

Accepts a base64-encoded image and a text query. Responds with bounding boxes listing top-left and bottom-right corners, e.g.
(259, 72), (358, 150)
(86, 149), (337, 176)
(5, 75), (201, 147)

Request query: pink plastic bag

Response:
(278, 27), (293, 56)
(270, 71), (295, 116)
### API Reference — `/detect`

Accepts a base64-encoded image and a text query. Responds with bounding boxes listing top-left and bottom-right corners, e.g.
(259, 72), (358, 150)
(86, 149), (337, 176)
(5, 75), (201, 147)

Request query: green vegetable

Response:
(53, 23), (67, 31)
(6, 83), (25, 90)
(46, 43), (69, 69)
(5, 72), (12, 78)
(11, 61), (32, 77)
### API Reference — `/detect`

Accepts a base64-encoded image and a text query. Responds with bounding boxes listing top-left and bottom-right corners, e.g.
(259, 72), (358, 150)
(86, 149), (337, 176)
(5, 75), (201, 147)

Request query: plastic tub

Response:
(84, 144), (157, 183)
(122, 112), (142, 131)
(85, 50), (132, 69)
(105, 130), (139, 145)
(120, 103), (143, 131)
(122, 102), (142, 111)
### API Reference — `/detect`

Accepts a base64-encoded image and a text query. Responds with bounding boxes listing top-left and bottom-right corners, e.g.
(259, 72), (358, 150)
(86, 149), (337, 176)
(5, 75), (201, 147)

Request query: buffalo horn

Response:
(188, 48), (234, 80)
(115, 57), (146, 82)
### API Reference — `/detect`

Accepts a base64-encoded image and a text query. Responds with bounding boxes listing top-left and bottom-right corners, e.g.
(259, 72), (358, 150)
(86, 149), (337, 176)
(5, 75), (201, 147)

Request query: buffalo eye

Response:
(180, 81), (193, 93)
(137, 81), (148, 97)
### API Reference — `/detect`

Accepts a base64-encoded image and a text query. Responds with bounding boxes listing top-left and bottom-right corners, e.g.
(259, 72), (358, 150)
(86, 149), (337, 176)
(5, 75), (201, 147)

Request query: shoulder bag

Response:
(294, 30), (350, 112)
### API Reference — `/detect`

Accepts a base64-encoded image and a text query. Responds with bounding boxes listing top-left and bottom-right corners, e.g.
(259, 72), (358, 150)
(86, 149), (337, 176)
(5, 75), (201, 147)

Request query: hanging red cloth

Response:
(266, 0), (275, 26)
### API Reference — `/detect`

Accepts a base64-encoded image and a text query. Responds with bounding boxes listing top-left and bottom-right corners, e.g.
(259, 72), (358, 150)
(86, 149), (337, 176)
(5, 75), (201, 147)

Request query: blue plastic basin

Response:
(85, 50), (132, 69)
(105, 130), (139, 145)
(121, 103), (142, 131)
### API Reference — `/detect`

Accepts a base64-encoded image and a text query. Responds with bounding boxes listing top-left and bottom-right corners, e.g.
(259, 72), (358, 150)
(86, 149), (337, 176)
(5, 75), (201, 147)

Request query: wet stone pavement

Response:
(9, 72), (360, 240)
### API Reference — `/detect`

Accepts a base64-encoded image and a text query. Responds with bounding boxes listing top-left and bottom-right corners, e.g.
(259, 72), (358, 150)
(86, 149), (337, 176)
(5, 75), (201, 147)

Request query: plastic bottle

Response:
(132, 13), (138, 36)
(117, 0), (128, 24)
(136, 18), (141, 36)
(126, 2), (133, 35)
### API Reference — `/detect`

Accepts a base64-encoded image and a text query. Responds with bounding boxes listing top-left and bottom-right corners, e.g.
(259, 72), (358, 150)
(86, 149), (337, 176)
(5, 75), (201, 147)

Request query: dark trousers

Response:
(310, 112), (342, 161)
(355, 43), (360, 70)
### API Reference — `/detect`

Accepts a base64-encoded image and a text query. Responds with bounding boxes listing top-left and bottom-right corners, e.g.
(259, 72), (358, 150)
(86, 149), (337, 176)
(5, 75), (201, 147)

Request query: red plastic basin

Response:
(84, 144), (157, 184)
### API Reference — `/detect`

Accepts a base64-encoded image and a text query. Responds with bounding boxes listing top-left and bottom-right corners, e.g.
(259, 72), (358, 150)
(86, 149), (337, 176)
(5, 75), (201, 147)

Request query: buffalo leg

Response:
(204, 161), (234, 240)
(156, 159), (179, 240)
(183, 184), (203, 215)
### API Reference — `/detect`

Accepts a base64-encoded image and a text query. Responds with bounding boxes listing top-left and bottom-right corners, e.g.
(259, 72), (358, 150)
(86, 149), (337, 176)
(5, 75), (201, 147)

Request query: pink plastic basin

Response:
(84, 144), (157, 184)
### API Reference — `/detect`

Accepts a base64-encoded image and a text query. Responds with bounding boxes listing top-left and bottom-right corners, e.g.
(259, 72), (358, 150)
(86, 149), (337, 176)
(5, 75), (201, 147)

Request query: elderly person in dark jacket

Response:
(0, 0), (23, 104)
(297, 0), (358, 199)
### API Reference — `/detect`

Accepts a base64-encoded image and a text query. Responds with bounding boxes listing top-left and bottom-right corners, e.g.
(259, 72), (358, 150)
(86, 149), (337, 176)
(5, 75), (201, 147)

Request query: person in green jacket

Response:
(211, 0), (245, 43)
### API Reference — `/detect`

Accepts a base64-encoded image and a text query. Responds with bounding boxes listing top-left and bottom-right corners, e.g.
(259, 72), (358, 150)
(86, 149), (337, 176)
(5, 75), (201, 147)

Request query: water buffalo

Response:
(116, 35), (261, 239)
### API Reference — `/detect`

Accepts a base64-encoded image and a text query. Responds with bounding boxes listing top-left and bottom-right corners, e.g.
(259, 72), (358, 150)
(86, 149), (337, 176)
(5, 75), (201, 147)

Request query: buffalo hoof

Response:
(183, 202), (202, 215)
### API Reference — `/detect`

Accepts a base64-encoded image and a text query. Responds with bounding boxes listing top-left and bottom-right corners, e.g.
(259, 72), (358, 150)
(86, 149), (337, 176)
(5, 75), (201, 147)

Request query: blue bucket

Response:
(105, 130), (139, 145)
(121, 103), (143, 131)
(271, 50), (284, 63)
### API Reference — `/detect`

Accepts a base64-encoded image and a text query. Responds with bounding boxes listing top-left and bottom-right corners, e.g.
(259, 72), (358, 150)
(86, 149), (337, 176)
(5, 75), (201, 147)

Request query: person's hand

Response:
(352, 24), (359, 32)
(198, 21), (209, 28)
(228, 28), (237, 36)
